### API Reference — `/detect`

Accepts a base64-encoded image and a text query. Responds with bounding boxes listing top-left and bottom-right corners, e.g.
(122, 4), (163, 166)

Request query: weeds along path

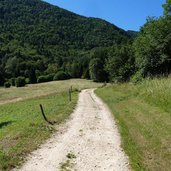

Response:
(19, 89), (130, 171)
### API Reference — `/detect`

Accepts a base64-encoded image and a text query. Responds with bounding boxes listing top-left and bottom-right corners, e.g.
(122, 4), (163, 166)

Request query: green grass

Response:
(96, 78), (171, 171)
(0, 79), (102, 170)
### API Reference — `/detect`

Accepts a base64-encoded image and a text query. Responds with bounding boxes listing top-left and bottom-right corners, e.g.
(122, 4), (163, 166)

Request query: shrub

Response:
(53, 71), (70, 81)
(15, 77), (26, 87)
(130, 71), (144, 84)
(10, 78), (15, 86)
(37, 74), (55, 83)
(25, 78), (30, 84)
(37, 76), (47, 83)
(4, 82), (11, 88)
(46, 74), (55, 81)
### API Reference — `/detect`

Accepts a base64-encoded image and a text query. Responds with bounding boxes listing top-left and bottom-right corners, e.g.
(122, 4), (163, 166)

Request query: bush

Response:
(15, 77), (26, 87)
(10, 78), (15, 86)
(37, 76), (46, 83)
(4, 82), (11, 88)
(46, 73), (55, 81)
(37, 74), (55, 83)
(53, 71), (70, 81)
(130, 70), (144, 84)
(25, 78), (30, 84)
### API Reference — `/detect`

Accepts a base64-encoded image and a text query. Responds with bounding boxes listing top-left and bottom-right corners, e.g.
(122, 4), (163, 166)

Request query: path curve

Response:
(19, 89), (130, 171)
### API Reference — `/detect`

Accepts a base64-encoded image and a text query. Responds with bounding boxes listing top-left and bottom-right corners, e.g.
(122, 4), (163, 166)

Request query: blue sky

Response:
(44, 0), (165, 31)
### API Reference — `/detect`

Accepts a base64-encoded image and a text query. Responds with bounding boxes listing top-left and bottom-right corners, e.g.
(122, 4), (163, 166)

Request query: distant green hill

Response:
(0, 0), (131, 84)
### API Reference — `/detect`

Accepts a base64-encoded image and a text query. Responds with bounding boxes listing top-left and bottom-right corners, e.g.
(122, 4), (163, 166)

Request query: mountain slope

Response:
(0, 0), (131, 83)
(0, 0), (129, 49)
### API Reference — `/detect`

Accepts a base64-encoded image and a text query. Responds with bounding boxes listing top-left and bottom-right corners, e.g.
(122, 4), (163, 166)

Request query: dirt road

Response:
(19, 89), (130, 171)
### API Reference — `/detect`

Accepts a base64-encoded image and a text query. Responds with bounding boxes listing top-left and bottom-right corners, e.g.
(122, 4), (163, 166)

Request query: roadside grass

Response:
(96, 78), (171, 171)
(0, 79), (102, 170)
(0, 92), (78, 170)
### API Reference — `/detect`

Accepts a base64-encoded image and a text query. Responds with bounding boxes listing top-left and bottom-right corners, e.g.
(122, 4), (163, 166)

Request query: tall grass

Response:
(136, 78), (171, 112)
(96, 78), (171, 171)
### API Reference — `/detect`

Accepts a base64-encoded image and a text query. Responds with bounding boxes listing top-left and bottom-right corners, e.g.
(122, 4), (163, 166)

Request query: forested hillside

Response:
(0, 0), (130, 86)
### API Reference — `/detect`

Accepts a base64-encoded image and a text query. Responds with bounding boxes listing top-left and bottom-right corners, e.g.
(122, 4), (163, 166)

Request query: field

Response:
(0, 79), (102, 105)
(0, 79), (102, 171)
(96, 78), (171, 171)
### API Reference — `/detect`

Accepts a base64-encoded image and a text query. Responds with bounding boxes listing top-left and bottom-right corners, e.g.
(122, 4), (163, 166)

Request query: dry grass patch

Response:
(0, 79), (103, 105)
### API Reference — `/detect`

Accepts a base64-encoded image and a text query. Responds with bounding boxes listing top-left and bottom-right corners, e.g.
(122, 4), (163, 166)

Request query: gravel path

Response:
(19, 89), (130, 171)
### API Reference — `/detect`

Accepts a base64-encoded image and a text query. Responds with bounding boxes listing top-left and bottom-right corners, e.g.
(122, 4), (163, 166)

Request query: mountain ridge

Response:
(0, 0), (130, 49)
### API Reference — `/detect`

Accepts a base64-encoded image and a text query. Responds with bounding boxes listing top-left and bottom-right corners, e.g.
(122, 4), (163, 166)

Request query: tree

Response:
(133, 17), (171, 78)
(105, 43), (135, 82)
(5, 57), (20, 77)
(29, 68), (37, 84)
(0, 66), (5, 86)
(15, 77), (26, 87)
(163, 0), (171, 16)
(89, 48), (109, 82)
(70, 62), (82, 78)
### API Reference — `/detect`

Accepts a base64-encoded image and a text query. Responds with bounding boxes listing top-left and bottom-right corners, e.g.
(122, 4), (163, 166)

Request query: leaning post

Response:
(69, 88), (71, 101)
(39, 104), (53, 125)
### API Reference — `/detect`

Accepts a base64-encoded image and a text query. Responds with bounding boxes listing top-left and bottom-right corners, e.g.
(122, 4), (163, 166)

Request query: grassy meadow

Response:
(0, 79), (102, 170)
(0, 79), (102, 105)
(96, 78), (171, 171)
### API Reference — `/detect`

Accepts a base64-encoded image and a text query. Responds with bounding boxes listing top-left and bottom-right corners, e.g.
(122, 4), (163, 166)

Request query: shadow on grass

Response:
(0, 121), (14, 129)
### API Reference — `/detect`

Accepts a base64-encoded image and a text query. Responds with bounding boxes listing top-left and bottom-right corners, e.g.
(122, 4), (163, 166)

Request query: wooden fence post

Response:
(39, 104), (53, 125)
(69, 88), (71, 101)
